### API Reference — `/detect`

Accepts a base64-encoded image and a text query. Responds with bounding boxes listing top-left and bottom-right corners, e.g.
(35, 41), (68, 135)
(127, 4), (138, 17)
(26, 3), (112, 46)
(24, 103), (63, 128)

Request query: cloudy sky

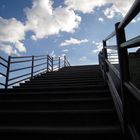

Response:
(0, 0), (139, 65)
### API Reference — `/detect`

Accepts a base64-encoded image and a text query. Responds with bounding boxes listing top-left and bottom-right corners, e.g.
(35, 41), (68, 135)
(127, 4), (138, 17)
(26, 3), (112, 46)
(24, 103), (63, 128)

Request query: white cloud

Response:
(92, 41), (103, 53)
(62, 49), (69, 52)
(49, 50), (56, 57)
(79, 56), (87, 61)
(0, 0), (136, 56)
(60, 38), (88, 46)
(0, 0), (81, 55)
(109, 0), (134, 17)
(103, 7), (117, 19)
(25, 0), (81, 40)
(0, 43), (20, 56)
(65, 0), (106, 14)
(0, 17), (25, 43)
(65, 0), (134, 18)
(0, 17), (26, 55)
(131, 17), (140, 24)
(98, 17), (104, 22)
(15, 41), (26, 53)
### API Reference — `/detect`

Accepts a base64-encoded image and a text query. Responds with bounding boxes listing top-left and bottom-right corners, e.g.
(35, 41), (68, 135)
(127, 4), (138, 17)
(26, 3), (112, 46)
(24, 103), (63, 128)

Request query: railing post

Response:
(102, 40), (108, 82)
(103, 40), (108, 72)
(115, 22), (130, 136)
(5, 56), (11, 89)
(58, 57), (60, 69)
(47, 55), (49, 72)
(64, 56), (66, 67)
(31, 55), (34, 79)
(52, 57), (53, 71)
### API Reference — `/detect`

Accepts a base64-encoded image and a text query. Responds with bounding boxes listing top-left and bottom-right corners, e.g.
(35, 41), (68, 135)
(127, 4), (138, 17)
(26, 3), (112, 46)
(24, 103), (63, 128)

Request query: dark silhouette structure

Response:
(0, 65), (122, 139)
(0, 0), (140, 139)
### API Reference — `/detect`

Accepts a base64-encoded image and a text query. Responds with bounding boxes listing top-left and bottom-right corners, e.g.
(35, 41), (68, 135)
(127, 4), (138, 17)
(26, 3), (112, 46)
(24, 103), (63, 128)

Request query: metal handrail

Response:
(118, 0), (140, 29)
(105, 31), (116, 41)
(99, 0), (140, 139)
(0, 55), (70, 89)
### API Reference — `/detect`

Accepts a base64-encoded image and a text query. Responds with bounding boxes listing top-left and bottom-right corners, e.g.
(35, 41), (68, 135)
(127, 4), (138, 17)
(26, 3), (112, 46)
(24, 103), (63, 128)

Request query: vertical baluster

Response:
(103, 40), (108, 72)
(64, 56), (66, 67)
(52, 57), (53, 71)
(31, 56), (34, 78)
(47, 55), (49, 72)
(5, 56), (11, 89)
(59, 57), (60, 69)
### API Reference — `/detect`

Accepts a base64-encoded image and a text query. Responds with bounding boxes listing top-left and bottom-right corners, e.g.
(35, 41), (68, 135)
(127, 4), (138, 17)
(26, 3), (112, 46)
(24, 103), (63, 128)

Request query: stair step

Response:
(0, 97), (111, 102)
(41, 73), (102, 77)
(14, 84), (108, 90)
(19, 82), (106, 88)
(0, 98), (113, 110)
(0, 64), (123, 138)
(0, 125), (121, 134)
(34, 75), (103, 79)
(0, 109), (118, 126)
(0, 89), (110, 100)
(30, 77), (103, 82)
(25, 79), (104, 84)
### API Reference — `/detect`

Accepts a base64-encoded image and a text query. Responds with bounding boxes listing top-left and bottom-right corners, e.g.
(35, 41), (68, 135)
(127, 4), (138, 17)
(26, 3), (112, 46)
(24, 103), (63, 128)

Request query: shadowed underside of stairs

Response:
(0, 65), (123, 139)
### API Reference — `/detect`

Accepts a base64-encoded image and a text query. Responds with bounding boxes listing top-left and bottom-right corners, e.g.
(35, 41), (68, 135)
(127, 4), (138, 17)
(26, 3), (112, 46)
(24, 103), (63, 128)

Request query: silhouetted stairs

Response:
(0, 65), (123, 139)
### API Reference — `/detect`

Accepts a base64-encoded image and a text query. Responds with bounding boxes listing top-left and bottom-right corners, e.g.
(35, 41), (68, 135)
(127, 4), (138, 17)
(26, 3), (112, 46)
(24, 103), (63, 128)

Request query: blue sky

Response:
(0, 0), (139, 66)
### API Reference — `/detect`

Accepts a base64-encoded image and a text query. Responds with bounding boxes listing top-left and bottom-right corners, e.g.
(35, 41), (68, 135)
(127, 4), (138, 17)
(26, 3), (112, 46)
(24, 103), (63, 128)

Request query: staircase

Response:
(0, 65), (123, 139)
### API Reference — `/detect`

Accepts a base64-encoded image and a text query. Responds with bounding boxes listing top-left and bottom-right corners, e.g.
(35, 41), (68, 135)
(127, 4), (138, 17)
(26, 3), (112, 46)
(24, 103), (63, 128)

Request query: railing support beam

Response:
(52, 57), (53, 71)
(5, 56), (11, 89)
(115, 22), (130, 136)
(59, 57), (60, 69)
(31, 56), (34, 79)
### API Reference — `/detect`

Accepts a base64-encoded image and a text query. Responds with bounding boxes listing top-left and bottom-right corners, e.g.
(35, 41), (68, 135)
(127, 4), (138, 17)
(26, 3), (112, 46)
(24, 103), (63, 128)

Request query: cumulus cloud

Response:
(0, 43), (19, 56)
(98, 17), (104, 22)
(0, 17), (25, 43)
(25, 0), (81, 40)
(92, 41), (103, 53)
(103, 7), (117, 19)
(65, 0), (134, 18)
(0, 17), (26, 55)
(0, 0), (135, 56)
(0, 0), (81, 55)
(60, 38), (88, 46)
(65, 0), (106, 14)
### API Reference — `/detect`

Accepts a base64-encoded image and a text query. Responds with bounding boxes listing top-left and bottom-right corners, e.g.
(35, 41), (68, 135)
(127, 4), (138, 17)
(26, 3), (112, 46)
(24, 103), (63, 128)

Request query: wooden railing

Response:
(0, 55), (70, 89)
(99, 0), (140, 139)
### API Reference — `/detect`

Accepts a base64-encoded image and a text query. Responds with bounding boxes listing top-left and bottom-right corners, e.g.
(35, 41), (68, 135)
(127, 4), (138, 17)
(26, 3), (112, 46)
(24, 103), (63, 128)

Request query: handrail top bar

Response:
(104, 31), (116, 41)
(10, 54), (66, 59)
(104, 0), (140, 42)
(118, 0), (140, 29)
